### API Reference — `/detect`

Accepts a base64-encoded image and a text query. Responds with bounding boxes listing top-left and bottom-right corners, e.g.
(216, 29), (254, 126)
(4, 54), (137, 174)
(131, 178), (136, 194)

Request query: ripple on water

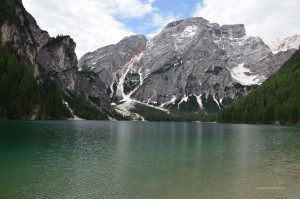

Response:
(0, 121), (299, 198)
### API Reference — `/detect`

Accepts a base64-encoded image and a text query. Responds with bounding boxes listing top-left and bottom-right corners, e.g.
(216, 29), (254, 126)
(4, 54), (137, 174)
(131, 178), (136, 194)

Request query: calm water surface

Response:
(0, 121), (299, 199)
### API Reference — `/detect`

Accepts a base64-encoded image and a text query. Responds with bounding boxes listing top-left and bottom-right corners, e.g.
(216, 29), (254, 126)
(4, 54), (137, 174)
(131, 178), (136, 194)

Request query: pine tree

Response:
(218, 50), (300, 124)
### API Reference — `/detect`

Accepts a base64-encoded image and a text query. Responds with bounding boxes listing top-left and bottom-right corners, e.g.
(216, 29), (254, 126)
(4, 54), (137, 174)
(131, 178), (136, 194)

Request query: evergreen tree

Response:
(218, 50), (300, 124)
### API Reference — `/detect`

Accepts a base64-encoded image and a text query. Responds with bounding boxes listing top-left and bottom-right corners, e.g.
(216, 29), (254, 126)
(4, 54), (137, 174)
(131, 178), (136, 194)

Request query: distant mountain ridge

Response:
(79, 17), (299, 113)
(268, 34), (300, 54)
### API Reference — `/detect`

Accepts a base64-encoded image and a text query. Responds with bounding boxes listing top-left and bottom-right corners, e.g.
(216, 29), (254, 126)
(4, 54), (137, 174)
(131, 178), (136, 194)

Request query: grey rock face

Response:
(79, 35), (147, 85)
(80, 17), (295, 112)
(0, 3), (78, 88)
(38, 36), (78, 74)
(74, 72), (114, 114)
(0, 0), (114, 115)
(79, 35), (147, 101)
(220, 24), (246, 38)
(0, 2), (48, 76)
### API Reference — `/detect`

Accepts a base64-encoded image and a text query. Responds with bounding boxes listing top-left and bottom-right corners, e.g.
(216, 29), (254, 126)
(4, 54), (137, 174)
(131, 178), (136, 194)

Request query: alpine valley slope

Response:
(217, 49), (300, 124)
(79, 18), (300, 114)
(0, 0), (116, 120)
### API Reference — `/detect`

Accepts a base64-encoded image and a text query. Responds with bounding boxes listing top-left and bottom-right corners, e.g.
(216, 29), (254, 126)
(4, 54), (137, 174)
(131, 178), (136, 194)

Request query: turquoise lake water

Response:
(0, 121), (299, 198)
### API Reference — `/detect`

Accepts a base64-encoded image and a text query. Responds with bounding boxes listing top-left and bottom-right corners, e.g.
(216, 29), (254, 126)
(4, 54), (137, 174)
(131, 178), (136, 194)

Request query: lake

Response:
(0, 121), (299, 198)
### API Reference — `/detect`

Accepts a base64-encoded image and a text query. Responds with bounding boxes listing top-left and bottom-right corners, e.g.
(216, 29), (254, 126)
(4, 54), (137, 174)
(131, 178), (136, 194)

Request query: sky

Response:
(23, 0), (300, 58)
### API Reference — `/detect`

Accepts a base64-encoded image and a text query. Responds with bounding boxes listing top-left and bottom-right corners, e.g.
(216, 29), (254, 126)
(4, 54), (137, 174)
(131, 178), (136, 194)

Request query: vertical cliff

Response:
(0, 0), (115, 119)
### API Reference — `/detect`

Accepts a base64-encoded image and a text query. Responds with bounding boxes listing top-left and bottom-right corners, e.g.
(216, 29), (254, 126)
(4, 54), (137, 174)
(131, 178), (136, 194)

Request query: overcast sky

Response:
(23, 0), (300, 58)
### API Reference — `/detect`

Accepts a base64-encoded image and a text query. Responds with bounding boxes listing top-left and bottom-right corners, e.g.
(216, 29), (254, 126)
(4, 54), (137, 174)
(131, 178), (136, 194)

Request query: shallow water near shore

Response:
(0, 121), (299, 198)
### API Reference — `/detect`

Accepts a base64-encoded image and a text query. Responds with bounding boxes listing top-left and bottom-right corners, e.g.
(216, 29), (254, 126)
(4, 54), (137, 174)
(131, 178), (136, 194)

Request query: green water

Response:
(0, 121), (299, 199)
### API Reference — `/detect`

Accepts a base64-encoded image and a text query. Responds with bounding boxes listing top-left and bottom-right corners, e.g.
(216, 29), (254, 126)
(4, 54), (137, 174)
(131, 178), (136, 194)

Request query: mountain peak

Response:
(164, 17), (246, 39)
(165, 17), (206, 29)
(120, 35), (147, 44)
(78, 16), (295, 112)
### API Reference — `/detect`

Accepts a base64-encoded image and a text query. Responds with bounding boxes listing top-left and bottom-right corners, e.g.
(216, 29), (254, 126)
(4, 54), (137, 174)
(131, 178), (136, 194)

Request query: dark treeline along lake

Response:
(0, 121), (300, 198)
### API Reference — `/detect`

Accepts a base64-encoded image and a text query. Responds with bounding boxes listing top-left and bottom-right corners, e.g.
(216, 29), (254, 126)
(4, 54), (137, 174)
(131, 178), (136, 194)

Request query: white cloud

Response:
(101, 0), (155, 18)
(23, 0), (156, 58)
(193, 0), (300, 43)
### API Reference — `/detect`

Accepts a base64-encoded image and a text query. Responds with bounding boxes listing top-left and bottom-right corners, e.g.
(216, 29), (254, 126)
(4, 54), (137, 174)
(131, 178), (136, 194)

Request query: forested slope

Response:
(217, 50), (300, 124)
(0, 0), (113, 120)
(0, 45), (72, 119)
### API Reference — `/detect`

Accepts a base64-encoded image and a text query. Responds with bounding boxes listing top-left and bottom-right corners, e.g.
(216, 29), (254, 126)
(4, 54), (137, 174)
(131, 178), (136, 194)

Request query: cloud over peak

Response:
(22, 0), (300, 58)
(193, 0), (300, 42)
(23, 0), (158, 58)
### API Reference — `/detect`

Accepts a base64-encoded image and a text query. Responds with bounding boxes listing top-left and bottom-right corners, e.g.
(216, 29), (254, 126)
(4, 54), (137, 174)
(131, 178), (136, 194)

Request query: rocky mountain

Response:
(79, 35), (147, 101)
(268, 34), (300, 54)
(0, 0), (114, 119)
(217, 50), (300, 124)
(1, 0), (299, 120)
(79, 17), (298, 112)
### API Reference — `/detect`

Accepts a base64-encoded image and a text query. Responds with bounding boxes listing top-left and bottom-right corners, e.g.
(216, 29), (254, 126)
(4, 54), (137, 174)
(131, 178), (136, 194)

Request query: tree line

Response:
(0, 45), (72, 119)
(131, 103), (216, 122)
(217, 50), (300, 124)
(0, 45), (109, 120)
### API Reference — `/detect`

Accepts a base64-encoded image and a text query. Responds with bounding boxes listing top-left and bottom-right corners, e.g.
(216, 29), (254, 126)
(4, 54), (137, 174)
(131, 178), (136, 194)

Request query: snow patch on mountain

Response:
(78, 17), (297, 112)
(268, 34), (300, 54)
(160, 95), (177, 107)
(117, 52), (144, 100)
(181, 25), (198, 38)
(196, 95), (203, 109)
(178, 96), (189, 108)
(230, 63), (260, 85)
(172, 25), (198, 51)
